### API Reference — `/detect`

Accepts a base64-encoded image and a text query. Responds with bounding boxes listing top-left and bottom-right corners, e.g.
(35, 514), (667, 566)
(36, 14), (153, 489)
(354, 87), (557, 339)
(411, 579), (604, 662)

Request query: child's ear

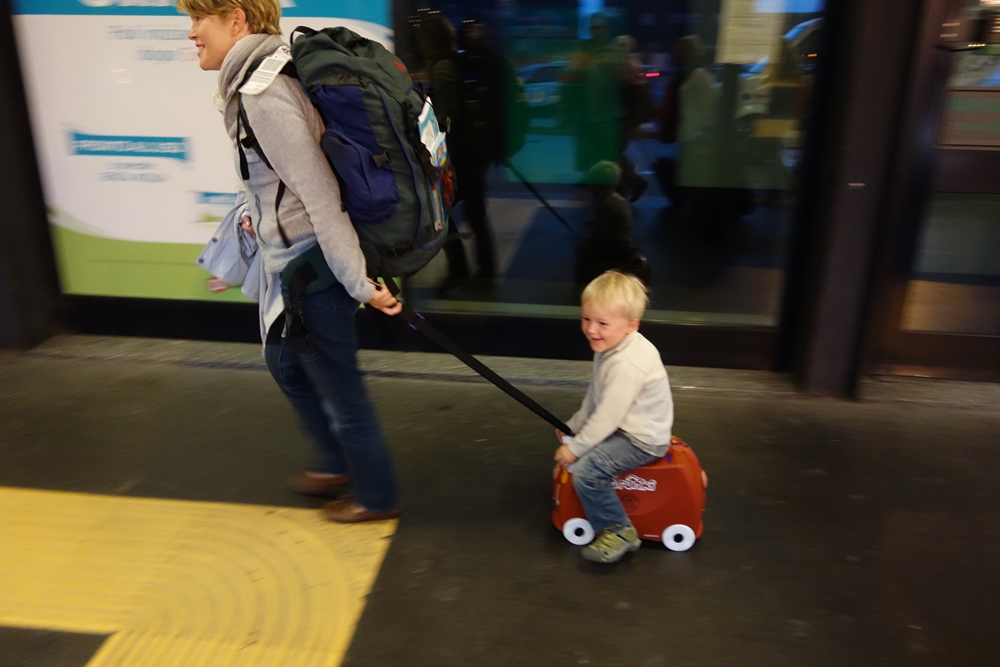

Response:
(628, 318), (640, 332)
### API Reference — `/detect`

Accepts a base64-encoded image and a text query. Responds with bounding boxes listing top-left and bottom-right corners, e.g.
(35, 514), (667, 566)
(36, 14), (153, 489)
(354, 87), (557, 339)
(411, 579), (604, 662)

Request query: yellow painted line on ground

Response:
(0, 487), (396, 666)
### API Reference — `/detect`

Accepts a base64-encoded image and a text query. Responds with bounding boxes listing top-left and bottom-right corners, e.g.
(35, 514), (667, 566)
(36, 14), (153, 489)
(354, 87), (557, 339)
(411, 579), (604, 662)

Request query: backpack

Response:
(237, 27), (455, 280)
(453, 48), (530, 163)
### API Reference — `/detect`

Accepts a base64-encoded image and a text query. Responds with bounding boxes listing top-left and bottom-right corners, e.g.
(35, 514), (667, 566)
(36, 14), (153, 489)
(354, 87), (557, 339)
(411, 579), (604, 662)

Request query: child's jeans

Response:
(572, 430), (660, 534)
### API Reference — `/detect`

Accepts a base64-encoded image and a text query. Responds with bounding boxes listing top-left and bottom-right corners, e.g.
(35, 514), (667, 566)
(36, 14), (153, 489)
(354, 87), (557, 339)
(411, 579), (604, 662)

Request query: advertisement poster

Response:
(11, 0), (391, 300)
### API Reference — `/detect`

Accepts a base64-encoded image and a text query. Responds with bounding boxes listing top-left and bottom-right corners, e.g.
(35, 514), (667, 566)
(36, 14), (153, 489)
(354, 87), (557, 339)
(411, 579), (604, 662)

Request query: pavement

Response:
(1, 335), (999, 667)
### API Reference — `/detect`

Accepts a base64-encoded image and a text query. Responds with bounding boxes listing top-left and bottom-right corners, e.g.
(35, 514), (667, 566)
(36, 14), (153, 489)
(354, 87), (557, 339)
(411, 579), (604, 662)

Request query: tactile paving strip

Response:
(0, 487), (396, 666)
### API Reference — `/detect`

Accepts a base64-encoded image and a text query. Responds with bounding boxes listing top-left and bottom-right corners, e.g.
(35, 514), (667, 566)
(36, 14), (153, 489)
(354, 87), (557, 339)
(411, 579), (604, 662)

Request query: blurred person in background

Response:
(655, 34), (726, 232)
(673, 35), (720, 199)
(564, 15), (650, 203)
(615, 34), (653, 203)
(419, 14), (499, 292)
(178, 0), (402, 523)
(756, 40), (810, 196)
(574, 160), (650, 288)
(563, 13), (625, 182)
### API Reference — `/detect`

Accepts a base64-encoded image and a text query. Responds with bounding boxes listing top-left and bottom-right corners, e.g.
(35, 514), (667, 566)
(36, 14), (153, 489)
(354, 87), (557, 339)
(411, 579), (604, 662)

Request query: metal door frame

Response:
(861, 0), (1000, 381)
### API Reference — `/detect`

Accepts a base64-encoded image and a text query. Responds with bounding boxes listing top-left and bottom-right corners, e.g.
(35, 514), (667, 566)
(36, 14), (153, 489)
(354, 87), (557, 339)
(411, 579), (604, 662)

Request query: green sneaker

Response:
(581, 525), (641, 563)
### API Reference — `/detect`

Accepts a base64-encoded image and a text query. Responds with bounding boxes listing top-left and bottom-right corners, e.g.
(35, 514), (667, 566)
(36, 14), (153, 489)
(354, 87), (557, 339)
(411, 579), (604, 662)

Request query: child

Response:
(555, 270), (674, 563)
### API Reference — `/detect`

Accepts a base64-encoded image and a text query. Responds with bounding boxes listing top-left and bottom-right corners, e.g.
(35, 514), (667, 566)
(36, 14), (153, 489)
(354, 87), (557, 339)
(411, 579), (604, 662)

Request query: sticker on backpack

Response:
(417, 99), (448, 232)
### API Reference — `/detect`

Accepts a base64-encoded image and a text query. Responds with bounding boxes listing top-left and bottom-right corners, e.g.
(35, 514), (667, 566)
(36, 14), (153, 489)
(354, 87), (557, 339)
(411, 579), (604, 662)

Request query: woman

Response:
(179, 0), (402, 523)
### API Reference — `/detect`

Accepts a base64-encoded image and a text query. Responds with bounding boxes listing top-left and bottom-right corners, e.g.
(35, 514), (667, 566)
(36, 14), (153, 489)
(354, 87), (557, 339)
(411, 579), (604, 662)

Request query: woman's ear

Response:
(230, 8), (248, 35)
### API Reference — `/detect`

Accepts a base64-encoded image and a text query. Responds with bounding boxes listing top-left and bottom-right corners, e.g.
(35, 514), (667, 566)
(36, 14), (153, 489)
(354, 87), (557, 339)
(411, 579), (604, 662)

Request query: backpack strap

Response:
(236, 95), (269, 175)
(236, 55), (296, 248)
(237, 56), (282, 174)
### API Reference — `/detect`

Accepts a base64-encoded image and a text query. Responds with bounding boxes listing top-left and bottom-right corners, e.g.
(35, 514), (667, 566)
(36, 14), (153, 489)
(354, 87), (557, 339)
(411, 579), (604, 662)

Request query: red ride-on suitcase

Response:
(552, 435), (707, 551)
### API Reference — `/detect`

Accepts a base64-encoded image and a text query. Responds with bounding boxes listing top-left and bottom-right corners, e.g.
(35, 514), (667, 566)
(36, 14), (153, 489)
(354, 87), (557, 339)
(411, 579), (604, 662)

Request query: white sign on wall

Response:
(716, 0), (787, 64)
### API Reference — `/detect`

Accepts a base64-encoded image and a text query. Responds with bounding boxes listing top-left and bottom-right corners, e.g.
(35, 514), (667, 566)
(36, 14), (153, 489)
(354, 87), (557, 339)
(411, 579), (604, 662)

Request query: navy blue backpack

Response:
(237, 27), (454, 279)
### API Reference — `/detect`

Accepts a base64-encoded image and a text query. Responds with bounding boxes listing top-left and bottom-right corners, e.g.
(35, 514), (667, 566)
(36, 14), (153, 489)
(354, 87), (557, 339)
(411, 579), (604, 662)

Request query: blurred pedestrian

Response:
(419, 15), (499, 291)
(616, 34), (653, 202)
(574, 161), (650, 287)
(563, 13), (625, 177)
(563, 16), (650, 202)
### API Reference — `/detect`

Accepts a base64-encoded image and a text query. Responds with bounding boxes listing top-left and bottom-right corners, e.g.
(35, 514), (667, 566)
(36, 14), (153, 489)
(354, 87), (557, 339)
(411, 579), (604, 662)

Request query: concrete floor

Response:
(1, 336), (999, 667)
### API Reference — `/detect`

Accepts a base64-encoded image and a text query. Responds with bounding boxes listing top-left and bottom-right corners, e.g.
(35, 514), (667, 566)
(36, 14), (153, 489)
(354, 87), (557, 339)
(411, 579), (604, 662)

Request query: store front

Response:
(865, 0), (1000, 380)
(1, 0), (996, 388)
(390, 0), (827, 369)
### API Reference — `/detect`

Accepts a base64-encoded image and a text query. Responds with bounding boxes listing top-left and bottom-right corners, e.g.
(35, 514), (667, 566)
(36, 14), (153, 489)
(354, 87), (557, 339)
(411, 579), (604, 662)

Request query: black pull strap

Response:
(381, 277), (573, 436)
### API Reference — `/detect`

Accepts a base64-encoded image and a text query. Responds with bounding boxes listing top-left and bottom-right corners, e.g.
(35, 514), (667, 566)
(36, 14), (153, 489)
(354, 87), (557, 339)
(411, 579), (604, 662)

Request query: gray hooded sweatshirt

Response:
(217, 34), (375, 305)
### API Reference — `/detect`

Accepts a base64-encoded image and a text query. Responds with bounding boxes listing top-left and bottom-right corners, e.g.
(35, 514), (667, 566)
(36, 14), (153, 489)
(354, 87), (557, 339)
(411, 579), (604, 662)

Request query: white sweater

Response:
(565, 332), (674, 458)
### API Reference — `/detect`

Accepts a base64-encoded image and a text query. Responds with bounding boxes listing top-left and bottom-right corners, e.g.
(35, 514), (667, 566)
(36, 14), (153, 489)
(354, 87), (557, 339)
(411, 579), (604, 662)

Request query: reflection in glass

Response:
(901, 14), (1000, 337)
(401, 1), (827, 327)
(901, 195), (1000, 336)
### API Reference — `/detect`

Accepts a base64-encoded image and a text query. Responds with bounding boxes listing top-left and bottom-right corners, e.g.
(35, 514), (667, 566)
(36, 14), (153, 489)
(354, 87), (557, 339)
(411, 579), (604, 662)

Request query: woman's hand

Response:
(240, 215), (255, 238)
(367, 280), (402, 316)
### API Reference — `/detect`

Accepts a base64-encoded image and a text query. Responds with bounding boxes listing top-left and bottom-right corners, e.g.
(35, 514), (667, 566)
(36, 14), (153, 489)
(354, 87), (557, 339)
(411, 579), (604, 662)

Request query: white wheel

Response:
(661, 524), (696, 551)
(562, 518), (595, 545)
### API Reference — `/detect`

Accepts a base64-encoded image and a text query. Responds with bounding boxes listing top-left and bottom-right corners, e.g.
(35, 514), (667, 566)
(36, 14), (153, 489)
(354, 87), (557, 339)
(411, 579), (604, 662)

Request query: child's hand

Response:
(554, 444), (578, 468)
(555, 428), (565, 443)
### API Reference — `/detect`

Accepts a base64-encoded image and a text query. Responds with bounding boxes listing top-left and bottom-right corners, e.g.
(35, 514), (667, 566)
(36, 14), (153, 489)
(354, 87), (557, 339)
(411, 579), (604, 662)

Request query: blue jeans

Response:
(572, 430), (659, 534)
(264, 282), (399, 512)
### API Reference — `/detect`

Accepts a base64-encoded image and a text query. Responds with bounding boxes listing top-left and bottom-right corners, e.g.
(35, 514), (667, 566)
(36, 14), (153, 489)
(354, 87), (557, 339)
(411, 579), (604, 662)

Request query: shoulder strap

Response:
(236, 94), (269, 177)
(237, 55), (296, 177)
(236, 56), (294, 248)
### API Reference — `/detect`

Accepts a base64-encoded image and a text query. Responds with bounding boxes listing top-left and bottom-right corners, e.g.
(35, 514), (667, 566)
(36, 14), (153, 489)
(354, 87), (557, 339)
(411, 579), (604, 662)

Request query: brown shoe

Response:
(289, 471), (350, 496)
(322, 500), (401, 523)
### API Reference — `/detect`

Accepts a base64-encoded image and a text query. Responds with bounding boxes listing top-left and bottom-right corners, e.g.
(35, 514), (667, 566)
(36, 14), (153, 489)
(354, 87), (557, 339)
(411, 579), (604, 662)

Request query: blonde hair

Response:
(581, 271), (649, 322)
(176, 0), (281, 35)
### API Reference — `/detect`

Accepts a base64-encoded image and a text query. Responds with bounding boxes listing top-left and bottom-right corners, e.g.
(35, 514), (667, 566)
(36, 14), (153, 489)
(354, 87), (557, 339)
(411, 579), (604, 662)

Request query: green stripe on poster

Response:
(50, 225), (253, 302)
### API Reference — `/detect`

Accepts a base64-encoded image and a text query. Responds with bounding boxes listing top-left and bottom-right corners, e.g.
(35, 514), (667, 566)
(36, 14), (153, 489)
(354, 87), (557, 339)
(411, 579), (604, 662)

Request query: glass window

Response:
(401, 0), (827, 327)
(900, 193), (1000, 336)
(899, 4), (1000, 337)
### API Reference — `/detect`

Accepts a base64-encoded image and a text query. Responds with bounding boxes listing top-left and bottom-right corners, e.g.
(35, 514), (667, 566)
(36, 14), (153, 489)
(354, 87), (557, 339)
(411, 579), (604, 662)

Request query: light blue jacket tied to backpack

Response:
(237, 26), (455, 284)
(195, 190), (263, 299)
